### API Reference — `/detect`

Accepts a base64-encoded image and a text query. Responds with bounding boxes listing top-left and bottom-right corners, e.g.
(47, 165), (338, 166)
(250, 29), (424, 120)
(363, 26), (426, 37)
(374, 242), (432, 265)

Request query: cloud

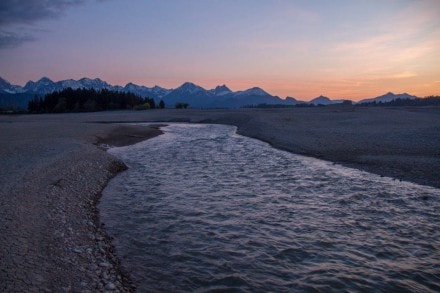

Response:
(0, 0), (106, 49)
(0, 30), (35, 49)
(380, 71), (418, 80)
(0, 0), (89, 26)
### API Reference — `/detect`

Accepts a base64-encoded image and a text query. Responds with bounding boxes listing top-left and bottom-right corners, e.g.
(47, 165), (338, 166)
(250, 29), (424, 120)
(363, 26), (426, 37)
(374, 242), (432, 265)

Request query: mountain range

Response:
(358, 92), (418, 104)
(0, 76), (418, 109)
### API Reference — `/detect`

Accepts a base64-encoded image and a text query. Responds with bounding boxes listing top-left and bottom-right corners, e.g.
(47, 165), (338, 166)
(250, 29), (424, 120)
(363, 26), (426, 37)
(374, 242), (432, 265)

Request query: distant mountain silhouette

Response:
(208, 85), (232, 96)
(308, 95), (346, 106)
(358, 92), (418, 104)
(162, 82), (215, 108)
(0, 76), (26, 94)
(0, 76), (420, 109)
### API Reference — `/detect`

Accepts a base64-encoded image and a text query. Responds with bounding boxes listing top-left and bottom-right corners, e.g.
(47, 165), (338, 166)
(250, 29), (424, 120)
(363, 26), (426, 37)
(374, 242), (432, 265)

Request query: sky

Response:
(0, 0), (439, 100)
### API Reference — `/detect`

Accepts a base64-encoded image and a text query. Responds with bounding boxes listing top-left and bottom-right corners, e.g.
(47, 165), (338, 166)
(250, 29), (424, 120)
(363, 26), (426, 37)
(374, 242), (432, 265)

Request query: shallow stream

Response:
(100, 123), (440, 292)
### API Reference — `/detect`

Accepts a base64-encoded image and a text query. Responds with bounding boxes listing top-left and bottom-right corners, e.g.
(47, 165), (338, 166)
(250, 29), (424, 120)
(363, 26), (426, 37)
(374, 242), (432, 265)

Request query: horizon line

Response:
(1, 75), (430, 102)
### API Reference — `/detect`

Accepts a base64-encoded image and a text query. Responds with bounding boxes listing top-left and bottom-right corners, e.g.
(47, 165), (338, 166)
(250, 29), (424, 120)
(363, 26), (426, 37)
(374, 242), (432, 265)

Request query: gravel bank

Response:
(0, 117), (161, 292)
(0, 107), (439, 291)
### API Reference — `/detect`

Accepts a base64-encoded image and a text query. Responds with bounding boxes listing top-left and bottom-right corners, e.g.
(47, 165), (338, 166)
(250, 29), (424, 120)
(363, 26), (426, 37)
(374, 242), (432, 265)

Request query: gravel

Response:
(0, 117), (161, 292)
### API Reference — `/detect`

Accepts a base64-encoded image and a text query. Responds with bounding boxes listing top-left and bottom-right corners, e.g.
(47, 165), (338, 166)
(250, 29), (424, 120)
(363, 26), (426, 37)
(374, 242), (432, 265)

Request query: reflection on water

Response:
(100, 124), (440, 292)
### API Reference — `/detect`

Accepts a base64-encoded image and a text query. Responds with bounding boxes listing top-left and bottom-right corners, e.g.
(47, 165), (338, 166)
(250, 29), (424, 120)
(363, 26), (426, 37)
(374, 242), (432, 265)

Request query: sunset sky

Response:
(1, 0), (439, 100)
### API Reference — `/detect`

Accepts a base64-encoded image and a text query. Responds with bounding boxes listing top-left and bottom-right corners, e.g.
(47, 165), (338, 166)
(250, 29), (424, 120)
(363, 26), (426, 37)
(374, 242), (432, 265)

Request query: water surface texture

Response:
(100, 124), (440, 292)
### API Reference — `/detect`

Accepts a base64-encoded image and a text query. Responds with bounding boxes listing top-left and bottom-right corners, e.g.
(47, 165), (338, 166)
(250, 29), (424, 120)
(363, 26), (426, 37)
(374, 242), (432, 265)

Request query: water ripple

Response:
(100, 123), (440, 292)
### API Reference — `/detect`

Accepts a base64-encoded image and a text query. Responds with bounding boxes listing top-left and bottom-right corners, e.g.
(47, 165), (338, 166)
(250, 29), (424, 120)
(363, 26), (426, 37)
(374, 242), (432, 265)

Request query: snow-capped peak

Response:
(210, 84), (232, 96)
(37, 77), (54, 84)
(0, 76), (11, 86)
(177, 82), (206, 94)
(0, 76), (26, 94)
(124, 82), (141, 90)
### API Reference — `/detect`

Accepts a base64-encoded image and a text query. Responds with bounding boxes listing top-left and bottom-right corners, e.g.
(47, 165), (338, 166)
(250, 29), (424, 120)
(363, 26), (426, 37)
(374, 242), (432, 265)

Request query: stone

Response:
(104, 282), (116, 291)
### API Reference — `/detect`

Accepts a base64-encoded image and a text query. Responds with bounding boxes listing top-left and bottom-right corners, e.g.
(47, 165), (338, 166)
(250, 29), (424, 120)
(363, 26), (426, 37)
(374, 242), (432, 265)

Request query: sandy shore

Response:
(1, 107), (439, 291)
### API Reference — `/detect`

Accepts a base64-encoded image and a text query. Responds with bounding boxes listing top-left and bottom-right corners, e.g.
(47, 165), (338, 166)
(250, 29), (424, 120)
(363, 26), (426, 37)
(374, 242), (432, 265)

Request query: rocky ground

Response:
(0, 118), (161, 292)
(0, 106), (439, 292)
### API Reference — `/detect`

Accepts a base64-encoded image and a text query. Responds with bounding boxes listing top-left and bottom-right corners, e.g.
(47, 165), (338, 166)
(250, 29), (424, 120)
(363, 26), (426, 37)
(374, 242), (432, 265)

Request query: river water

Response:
(100, 123), (440, 292)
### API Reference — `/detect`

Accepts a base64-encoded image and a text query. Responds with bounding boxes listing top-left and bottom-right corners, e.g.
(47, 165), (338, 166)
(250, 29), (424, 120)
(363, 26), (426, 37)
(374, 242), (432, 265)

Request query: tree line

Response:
(28, 88), (165, 113)
(245, 96), (440, 109)
(356, 96), (440, 107)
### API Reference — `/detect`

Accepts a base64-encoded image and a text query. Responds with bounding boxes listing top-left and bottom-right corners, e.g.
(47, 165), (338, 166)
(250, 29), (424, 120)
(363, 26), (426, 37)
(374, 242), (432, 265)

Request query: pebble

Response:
(105, 282), (116, 291)
(99, 262), (111, 268)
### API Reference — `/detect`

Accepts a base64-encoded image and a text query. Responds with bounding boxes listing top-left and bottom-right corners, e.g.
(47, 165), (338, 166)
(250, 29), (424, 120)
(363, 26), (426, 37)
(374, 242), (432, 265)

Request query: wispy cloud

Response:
(373, 71), (418, 80)
(0, 30), (35, 49)
(0, 0), (97, 48)
(326, 1), (440, 88)
(333, 0), (439, 55)
(333, 33), (394, 53)
(0, 0), (87, 26)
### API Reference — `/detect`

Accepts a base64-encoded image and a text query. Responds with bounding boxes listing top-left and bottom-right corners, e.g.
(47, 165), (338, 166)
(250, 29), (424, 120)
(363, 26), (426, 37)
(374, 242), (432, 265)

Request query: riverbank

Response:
(1, 107), (439, 291)
(0, 118), (162, 292)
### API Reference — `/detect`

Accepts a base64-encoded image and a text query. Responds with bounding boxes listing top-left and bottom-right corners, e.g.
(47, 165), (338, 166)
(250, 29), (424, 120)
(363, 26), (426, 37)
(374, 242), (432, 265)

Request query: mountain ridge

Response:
(0, 76), (419, 109)
(358, 92), (418, 104)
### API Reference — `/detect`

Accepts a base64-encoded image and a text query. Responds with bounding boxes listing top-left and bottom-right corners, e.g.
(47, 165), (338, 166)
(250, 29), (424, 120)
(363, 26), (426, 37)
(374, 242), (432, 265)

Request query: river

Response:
(100, 123), (440, 292)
